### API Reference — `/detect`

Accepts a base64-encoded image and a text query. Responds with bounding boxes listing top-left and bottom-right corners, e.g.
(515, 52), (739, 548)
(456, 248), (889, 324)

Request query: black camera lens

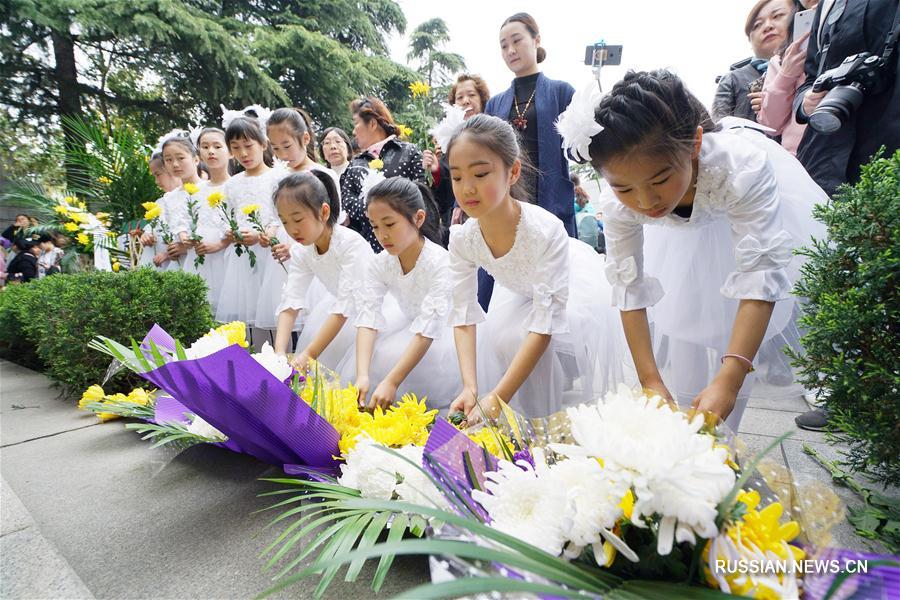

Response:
(809, 83), (865, 134)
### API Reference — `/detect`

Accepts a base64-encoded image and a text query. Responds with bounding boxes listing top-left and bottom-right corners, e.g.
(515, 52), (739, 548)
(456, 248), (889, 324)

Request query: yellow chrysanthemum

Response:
(703, 490), (805, 598)
(397, 124), (413, 139)
(210, 321), (249, 348)
(79, 384), (106, 410)
(68, 212), (89, 224)
(368, 158), (384, 170)
(95, 212), (110, 220)
(241, 203), (261, 216)
(409, 81), (431, 98)
(64, 222), (80, 232)
(64, 195), (77, 204)
(97, 176), (112, 185)
(142, 201), (161, 220)
(183, 182), (200, 195)
(76, 232), (90, 246)
(53, 205), (69, 216)
(112, 261), (121, 273)
(126, 387), (153, 406)
(207, 191), (224, 208)
(466, 427), (513, 458)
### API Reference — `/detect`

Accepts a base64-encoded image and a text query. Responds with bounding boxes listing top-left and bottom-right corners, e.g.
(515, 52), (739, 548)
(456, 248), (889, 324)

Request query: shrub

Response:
(0, 268), (214, 397)
(790, 150), (900, 486)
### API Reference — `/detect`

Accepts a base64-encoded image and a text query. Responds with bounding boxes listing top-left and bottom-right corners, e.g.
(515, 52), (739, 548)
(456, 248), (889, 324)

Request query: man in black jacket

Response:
(793, 0), (899, 196)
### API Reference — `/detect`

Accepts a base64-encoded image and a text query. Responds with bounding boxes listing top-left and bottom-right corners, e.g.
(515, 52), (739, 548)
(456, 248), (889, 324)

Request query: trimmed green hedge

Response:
(790, 150), (900, 486)
(0, 268), (214, 396)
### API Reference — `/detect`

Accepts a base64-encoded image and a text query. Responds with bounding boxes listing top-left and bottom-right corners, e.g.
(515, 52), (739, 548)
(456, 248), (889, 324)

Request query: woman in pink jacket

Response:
(754, 30), (811, 156)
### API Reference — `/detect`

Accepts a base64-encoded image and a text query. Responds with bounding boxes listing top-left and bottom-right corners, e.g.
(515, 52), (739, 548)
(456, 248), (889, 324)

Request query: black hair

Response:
(148, 152), (164, 168)
(446, 113), (535, 203)
(366, 177), (443, 245)
(319, 127), (353, 167)
(15, 213), (28, 220)
(225, 115), (274, 168)
(274, 170), (340, 226)
(268, 107), (319, 162)
(161, 135), (203, 178)
(197, 127), (226, 146)
(37, 233), (54, 244)
(588, 70), (719, 169)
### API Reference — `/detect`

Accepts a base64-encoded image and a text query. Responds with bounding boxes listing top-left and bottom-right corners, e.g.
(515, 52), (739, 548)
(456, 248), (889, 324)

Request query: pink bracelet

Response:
(721, 353), (755, 373)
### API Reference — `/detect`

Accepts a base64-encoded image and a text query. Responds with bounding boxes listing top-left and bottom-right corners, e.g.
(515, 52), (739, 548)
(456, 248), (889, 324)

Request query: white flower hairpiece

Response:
(188, 122), (204, 148)
(429, 103), (467, 153)
(555, 81), (605, 163)
(220, 104), (273, 139)
(360, 168), (386, 201)
(155, 128), (190, 155)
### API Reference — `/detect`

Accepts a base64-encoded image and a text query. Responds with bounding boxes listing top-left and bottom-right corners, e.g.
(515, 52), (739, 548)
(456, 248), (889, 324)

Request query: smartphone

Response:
(584, 44), (623, 67)
(793, 8), (816, 41)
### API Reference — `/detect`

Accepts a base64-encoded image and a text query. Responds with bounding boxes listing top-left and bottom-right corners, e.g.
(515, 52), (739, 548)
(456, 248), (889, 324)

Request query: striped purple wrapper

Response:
(802, 546), (900, 599)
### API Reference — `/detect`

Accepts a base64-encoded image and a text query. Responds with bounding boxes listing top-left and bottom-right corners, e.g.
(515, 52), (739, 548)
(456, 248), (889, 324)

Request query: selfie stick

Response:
(592, 40), (608, 91)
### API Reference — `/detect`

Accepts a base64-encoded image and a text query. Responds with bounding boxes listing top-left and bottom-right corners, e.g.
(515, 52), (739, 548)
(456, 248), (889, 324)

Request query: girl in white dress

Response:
(138, 153), (179, 269)
(160, 135), (204, 272)
(336, 177), (460, 412)
(273, 171), (373, 372)
(258, 108), (341, 330)
(558, 69), (827, 430)
(446, 114), (626, 420)
(215, 111), (287, 329)
(183, 128), (231, 310)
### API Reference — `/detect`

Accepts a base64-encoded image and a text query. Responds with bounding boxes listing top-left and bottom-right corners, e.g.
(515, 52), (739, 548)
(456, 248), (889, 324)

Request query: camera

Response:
(809, 52), (884, 134)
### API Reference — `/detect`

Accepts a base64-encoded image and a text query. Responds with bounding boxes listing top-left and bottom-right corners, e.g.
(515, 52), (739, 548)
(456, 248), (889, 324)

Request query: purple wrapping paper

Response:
(423, 420), (498, 521)
(152, 394), (191, 425)
(802, 547), (900, 599)
(142, 323), (178, 354)
(141, 344), (340, 470)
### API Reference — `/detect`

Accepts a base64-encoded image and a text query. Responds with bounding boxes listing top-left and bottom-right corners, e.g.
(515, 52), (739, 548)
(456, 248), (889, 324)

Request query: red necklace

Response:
(512, 88), (536, 130)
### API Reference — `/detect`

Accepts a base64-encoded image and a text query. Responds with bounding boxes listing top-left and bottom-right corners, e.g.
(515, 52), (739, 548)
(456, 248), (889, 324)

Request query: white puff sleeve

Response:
(330, 238), (368, 317)
(525, 225), (570, 335)
(276, 245), (315, 314)
(355, 254), (390, 330)
(164, 190), (191, 236)
(720, 150), (794, 301)
(410, 257), (451, 339)
(601, 197), (665, 310)
(447, 225), (486, 327)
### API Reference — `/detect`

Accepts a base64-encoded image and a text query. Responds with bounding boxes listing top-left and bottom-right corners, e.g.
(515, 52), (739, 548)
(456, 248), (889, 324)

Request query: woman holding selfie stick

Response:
(479, 12), (576, 310)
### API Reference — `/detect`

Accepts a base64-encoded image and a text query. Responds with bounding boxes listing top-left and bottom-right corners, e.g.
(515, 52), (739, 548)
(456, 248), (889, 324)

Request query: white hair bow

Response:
(220, 104), (273, 139)
(555, 81), (605, 163)
(429, 103), (467, 153)
(154, 128), (190, 155)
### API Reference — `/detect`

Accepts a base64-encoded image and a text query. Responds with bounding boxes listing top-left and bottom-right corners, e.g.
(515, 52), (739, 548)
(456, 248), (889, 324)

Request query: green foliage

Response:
(406, 18), (466, 86)
(788, 150), (900, 485)
(0, 268), (213, 397)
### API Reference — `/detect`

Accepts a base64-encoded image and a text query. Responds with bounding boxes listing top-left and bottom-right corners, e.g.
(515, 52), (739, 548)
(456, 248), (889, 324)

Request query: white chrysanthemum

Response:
(472, 458), (570, 556)
(251, 342), (292, 381)
(338, 437), (398, 499)
(360, 168), (386, 201)
(552, 385), (735, 555)
(549, 457), (626, 549)
(429, 104), (467, 153)
(706, 532), (801, 598)
(184, 331), (230, 360)
(186, 414), (226, 441)
(392, 445), (450, 510)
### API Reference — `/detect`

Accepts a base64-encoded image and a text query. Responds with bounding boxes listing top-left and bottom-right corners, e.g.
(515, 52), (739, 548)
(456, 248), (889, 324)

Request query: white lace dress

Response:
(277, 224), (374, 369)
(215, 168), (288, 325)
(334, 238), (460, 411)
(449, 201), (627, 418)
(181, 181), (228, 310)
(600, 124), (828, 430)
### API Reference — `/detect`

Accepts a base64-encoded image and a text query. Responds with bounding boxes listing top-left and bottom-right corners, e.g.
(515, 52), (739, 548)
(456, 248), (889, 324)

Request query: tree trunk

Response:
(51, 28), (83, 189)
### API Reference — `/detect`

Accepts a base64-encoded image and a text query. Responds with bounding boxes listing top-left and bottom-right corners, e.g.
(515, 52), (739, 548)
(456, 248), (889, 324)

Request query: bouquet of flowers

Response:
(183, 182), (205, 267)
(255, 387), (897, 600)
(207, 191), (256, 267)
(141, 200), (173, 245)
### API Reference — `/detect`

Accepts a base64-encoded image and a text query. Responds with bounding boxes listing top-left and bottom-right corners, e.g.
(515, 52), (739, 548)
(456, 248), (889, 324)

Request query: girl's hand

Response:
(642, 377), (674, 404)
(166, 241), (187, 259)
(140, 232), (156, 246)
(691, 379), (738, 423)
(368, 380), (397, 412)
(258, 232), (271, 248)
(422, 150), (439, 174)
(271, 242), (291, 263)
(239, 227), (259, 246)
(290, 352), (310, 374)
(448, 388), (477, 419)
(355, 375), (370, 409)
(781, 31), (810, 76)
(748, 91), (764, 114)
(223, 229), (235, 243)
(451, 207), (464, 225)
(152, 252), (169, 267)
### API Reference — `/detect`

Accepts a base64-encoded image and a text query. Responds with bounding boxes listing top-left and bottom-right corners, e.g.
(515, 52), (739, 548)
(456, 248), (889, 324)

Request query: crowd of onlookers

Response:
(0, 213), (65, 286)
